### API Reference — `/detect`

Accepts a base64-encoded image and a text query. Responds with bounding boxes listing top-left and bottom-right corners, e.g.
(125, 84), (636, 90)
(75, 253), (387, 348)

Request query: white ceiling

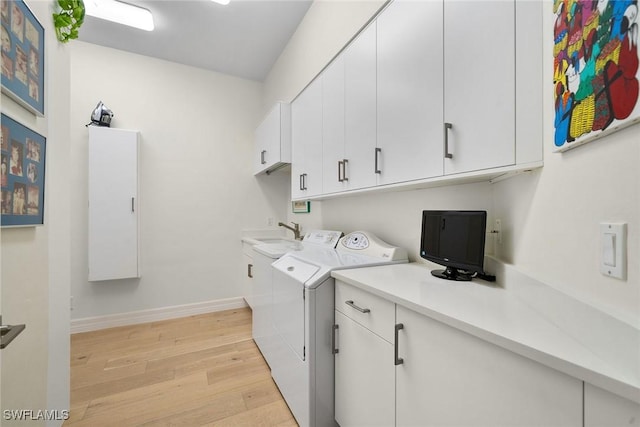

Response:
(78, 0), (313, 81)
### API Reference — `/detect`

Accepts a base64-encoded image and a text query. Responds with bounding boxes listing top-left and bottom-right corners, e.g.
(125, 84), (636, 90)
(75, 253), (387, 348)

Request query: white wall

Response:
(264, 1), (639, 325)
(1, 0), (71, 425)
(491, 2), (639, 325)
(69, 42), (289, 319)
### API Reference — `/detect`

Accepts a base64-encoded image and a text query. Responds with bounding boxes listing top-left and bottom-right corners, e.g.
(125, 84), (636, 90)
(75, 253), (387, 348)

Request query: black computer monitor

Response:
(420, 210), (487, 281)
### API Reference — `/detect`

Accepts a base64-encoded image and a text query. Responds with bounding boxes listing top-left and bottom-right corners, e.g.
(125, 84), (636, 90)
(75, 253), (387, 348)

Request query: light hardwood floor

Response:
(65, 308), (297, 426)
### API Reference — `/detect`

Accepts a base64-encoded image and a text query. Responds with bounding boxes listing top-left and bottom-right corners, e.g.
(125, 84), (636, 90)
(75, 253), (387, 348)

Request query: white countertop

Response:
(331, 262), (640, 404)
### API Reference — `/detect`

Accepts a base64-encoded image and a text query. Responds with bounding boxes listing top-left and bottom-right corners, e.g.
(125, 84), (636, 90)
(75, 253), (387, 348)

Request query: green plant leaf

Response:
(72, 6), (84, 21)
(58, 0), (73, 10)
(53, 0), (85, 43)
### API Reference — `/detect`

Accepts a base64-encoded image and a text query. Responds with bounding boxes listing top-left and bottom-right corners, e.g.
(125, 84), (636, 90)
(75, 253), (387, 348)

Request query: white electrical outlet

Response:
(495, 219), (502, 244)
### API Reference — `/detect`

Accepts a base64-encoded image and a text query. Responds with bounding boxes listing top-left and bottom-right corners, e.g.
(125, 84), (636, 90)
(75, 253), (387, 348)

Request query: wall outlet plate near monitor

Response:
(420, 210), (488, 281)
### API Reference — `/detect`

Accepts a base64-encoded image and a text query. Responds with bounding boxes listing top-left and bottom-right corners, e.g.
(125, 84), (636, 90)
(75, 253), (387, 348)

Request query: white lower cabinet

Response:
(242, 245), (254, 308)
(584, 383), (640, 427)
(395, 305), (582, 426)
(334, 311), (395, 427)
(334, 281), (583, 426)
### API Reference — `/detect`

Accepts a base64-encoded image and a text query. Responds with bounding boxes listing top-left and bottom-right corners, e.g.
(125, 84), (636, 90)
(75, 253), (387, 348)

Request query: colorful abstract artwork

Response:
(553, 0), (639, 151)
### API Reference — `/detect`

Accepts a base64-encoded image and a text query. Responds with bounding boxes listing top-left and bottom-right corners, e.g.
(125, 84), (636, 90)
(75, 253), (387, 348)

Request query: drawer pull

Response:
(332, 324), (339, 354)
(394, 323), (404, 365)
(345, 300), (370, 314)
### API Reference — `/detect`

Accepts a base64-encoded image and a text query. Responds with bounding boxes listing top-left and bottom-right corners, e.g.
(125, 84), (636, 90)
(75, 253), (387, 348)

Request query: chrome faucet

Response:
(278, 221), (301, 240)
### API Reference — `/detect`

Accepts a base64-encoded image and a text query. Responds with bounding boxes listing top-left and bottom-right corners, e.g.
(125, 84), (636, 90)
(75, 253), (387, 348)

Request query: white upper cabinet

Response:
(322, 55), (346, 195)
(323, 22), (378, 195)
(88, 126), (140, 281)
(344, 21), (378, 190)
(289, 0), (542, 200)
(443, 0), (515, 175)
(291, 78), (323, 199)
(377, 0), (444, 184)
(254, 102), (291, 175)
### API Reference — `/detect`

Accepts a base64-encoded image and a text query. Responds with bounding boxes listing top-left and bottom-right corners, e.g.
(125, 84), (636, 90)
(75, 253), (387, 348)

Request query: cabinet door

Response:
(291, 78), (323, 199)
(242, 253), (254, 308)
(443, 0), (515, 174)
(344, 21), (377, 190)
(584, 383), (640, 427)
(322, 55), (346, 195)
(88, 127), (139, 281)
(396, 306), (582, 426)
(334, 310), (395, 427)
(251, 252), (275, 367)
(254, 104), (281, 174)
(377, 0), (444, 185)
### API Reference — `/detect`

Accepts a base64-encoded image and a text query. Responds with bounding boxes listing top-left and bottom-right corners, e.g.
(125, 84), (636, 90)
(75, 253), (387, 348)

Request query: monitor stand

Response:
(431, 267), (473, 281)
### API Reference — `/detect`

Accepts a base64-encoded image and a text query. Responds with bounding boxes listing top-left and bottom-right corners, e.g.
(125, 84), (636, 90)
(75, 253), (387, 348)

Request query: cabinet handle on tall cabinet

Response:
(374, 148), (382, 174)
(342, 159), (348, 181)
(302, 173), (308, 190)
(247, 264), (253, 278)
(131, 197), (135, 213)
(444, 123), (453, 159)
(338, 161), (344, 182)
(261, 150), (267, 165)
(394, 323), (404, 365)
(332, 324), (339, 354)
(299, 174), (304, 191)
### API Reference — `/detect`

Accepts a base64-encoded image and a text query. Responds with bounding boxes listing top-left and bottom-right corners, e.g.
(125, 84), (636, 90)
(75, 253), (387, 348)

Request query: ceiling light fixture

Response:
(211, 0), (230, 5)
(85, 0), (155, 31)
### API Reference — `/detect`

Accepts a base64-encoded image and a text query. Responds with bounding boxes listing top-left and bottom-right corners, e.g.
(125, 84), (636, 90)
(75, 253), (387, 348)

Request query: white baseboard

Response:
(70, 297), (248, 334)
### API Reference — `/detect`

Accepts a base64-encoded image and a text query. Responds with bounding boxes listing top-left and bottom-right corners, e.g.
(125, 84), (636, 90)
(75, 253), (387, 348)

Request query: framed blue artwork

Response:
(1, 0), (45, 116)
(553, 0), (639, 152)
(1, 113), (46, 227)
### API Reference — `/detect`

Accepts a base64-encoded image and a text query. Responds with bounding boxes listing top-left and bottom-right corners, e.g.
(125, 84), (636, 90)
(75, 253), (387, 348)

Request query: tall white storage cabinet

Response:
(88, 126), (140, 281)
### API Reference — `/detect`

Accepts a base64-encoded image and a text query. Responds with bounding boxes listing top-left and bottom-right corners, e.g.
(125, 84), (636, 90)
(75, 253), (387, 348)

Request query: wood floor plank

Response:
(206, 400), (297, 427)
(65, 308), (297, 427)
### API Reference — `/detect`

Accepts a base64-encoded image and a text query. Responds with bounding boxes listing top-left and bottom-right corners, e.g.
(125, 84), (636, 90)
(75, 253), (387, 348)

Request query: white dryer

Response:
(269, 231), (408, 427)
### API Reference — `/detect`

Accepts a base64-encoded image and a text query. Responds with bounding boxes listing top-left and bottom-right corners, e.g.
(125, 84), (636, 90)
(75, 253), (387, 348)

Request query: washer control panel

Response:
(341, 232), (370, 250)
(302, 230), (343, 248)
(338, 231), (408, 261)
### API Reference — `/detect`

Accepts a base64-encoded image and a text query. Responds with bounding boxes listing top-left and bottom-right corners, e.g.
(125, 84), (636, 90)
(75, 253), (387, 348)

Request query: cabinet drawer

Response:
(335, 280), (395, 343)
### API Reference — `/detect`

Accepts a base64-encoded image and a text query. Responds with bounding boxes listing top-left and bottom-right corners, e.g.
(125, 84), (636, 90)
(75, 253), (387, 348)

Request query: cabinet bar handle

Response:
(338, 161), (343, 182)
(394, 323), (404, 365)
(332, 324), (339, 354)
(444, 123), (453, 159)
(247, 263), (253, 278)
(261, 150), (267, 165)
(302, 173), (308, 190)
(345, 300), (370, 313)
(342, 159), (348, 181)
(374, 148), (382, 174)
(299, 174), (304, 191)
(131, 197), (135, 213)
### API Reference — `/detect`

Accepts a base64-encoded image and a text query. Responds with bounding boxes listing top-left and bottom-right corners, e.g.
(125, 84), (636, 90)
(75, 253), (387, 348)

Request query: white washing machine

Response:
(269, 231), (408, 427)
(252, 230), (343, 369)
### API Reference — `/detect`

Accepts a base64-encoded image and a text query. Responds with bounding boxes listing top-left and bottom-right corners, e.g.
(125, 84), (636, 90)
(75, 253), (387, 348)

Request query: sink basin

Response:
(253, 241), (303, 258)
(254, 238), (297, 245)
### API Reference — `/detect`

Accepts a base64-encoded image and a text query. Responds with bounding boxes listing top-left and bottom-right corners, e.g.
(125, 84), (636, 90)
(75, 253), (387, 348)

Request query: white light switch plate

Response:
(600, 223), (626, 280)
